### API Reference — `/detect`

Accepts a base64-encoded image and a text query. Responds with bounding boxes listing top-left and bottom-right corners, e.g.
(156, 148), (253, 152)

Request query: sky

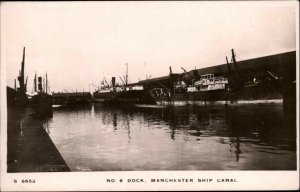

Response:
(1, 1), (297, 93)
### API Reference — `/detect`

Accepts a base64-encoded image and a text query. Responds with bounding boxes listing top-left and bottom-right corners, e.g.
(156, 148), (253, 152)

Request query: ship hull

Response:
(93, 90), (156, 104)
(31, 93), (53, 115)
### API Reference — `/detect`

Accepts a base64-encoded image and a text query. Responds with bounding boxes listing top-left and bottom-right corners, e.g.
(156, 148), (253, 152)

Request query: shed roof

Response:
(138, 51), (296, 89)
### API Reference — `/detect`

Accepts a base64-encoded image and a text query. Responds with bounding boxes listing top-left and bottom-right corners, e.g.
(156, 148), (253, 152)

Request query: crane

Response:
(90, 83), (99, 91)
(146, 75), (151, 80)
(119, 76), (125, 85)
(180, 67), (193, 85)
(181, 67), (187, 73)
(266, 71), (280, 80)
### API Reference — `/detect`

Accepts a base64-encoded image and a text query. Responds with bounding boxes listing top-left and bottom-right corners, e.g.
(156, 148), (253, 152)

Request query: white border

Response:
(1, 1), (299, 191)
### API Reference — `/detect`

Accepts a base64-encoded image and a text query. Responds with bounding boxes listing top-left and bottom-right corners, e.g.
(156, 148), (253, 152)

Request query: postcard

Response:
(1, 1), (299, 191)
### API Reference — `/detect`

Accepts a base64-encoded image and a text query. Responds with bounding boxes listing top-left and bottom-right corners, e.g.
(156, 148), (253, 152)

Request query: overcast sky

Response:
(2, 1), (297, 93)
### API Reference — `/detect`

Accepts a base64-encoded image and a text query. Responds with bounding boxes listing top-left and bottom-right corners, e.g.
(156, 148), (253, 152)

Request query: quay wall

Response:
(7, 107), (70, 172)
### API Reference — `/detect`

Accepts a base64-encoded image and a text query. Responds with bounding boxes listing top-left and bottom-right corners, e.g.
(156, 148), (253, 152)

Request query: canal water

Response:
(43, 104), (296, 171)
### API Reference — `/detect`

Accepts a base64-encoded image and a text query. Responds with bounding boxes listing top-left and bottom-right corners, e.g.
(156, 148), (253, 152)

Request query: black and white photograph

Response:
(0, 1), (299, 191)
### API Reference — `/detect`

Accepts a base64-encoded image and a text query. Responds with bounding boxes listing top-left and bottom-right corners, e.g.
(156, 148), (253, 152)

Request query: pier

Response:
(7, 107), (69, 172)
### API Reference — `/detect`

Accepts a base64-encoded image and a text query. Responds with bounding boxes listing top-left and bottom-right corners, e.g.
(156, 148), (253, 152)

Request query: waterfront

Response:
(26, 103), (295, 171)
(7, 107), (69, 172)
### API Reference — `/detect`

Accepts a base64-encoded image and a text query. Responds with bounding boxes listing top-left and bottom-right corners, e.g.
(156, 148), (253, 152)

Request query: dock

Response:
(7, 107), (70, 172)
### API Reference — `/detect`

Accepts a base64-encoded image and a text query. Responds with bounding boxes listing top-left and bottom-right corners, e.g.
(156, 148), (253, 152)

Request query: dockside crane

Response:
(90, 83), (99, 91)
(266, 71), (280, 80)
(181, 67), (193, 85)
(226, 56), (231, 74)
(181, 67), (187, 73)
(119, 76), (126, 85)
(103, 77), (110, 87)
(226, 49), (242, 91)
(125, 63), (128, 86)
(17, 47), (26, 95)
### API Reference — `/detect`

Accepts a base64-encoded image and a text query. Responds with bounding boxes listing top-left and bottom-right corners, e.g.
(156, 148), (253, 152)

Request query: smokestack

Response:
(34, 73), (37, 92)
(43, 76), (45, 92)
(38, 76), (43, 92)
(112, 77), (116, 87)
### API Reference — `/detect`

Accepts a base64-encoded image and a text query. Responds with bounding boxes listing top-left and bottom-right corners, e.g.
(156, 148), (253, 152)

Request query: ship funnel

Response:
(38, 76), (43, 92)
(112, 77), (116, 87)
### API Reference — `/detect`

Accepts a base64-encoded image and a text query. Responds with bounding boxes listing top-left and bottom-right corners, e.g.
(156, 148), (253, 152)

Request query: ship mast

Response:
(21, 47), (25, 92)
(125, 63), (128, 87)
(25, 76), (28, 92)
(34, 72), (37, 92)
(43, 75), (45, 92)
(226, 56), (231, 74)
(231, 49), (241, 88)
(231, 49), (238, 71)
(18, 47), (26, 94)
(46, 72), (48, 94)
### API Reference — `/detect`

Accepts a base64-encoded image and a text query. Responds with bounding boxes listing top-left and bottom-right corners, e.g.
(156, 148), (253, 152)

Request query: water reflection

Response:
(48, 103), (296, 171)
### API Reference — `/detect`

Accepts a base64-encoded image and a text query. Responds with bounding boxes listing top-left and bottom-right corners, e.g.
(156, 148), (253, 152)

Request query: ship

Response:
(150, 73), (284, 105)
(93, 64), (155, 104)
(31, 73), (53, 115)
(7, 47), (29, 107)
(142, 49), (296, 106)
(93, 78), (155, 104)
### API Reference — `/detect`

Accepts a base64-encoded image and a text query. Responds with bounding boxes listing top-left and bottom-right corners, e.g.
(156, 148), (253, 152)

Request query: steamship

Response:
(31, 72), (53, 114)
(7, 47), (28, 107)
(145, 49), (295, 106)
(93, 77), (155, 104)
(7, 47), (53, 113)
(93, 64), (155, 104)
(150, 73), (284, 106)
